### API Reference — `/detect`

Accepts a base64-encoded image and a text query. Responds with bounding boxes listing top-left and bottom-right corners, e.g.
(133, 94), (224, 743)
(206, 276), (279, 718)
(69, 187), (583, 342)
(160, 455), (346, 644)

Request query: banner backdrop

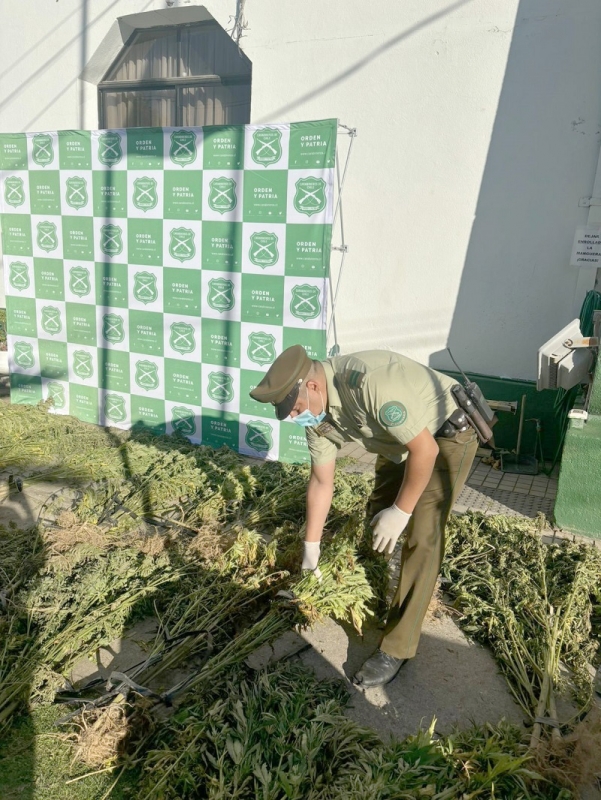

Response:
(0, 119), (336, 462)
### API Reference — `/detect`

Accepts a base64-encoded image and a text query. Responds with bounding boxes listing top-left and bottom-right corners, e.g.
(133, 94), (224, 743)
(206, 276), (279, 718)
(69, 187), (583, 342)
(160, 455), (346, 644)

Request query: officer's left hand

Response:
(371, 505), (411, 554)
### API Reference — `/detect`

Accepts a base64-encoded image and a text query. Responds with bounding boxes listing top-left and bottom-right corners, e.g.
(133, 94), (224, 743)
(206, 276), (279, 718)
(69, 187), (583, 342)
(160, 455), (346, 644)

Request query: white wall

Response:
(1, 0), (600, 379)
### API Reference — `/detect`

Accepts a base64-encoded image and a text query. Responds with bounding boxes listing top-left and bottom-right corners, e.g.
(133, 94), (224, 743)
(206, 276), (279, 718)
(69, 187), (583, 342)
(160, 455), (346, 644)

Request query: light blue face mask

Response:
(293, 389), (326, 428)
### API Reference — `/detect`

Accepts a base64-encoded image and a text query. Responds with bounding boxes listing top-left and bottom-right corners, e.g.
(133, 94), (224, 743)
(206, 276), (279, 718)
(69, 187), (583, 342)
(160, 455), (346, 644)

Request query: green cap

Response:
(249, 345), (312, 420)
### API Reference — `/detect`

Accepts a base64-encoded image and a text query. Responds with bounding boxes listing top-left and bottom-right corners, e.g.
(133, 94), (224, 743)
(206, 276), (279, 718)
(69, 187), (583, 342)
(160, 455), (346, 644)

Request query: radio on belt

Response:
(447, 349), (496, 444)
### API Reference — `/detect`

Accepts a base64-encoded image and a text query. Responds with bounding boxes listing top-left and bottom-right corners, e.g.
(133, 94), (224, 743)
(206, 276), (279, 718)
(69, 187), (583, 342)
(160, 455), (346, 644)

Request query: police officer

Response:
(250, 345), (478, 687)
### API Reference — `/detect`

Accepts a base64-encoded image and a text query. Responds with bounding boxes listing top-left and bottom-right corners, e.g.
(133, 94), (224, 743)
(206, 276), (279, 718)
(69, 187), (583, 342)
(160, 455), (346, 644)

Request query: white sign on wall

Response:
(570, 226), (601, 267)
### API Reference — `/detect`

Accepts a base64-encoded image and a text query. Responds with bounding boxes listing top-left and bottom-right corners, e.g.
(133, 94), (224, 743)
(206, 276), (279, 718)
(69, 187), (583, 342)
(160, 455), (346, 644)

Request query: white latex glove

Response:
(301, 540), (322, 580)
(371, 505), (411, 555)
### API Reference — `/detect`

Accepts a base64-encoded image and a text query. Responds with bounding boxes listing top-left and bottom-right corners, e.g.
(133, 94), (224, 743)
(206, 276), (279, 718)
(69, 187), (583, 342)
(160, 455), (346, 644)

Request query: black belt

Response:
(435, 408), (470, 439)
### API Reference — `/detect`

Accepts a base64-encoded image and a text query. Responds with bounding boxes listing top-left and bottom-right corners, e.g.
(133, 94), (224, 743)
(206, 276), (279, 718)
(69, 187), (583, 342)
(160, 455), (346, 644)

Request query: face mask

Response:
(293, 389), (326, 428)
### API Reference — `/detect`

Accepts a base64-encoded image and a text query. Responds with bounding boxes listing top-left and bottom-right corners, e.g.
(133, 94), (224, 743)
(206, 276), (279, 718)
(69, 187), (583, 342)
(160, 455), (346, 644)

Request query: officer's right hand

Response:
(301, 540), (322, 580)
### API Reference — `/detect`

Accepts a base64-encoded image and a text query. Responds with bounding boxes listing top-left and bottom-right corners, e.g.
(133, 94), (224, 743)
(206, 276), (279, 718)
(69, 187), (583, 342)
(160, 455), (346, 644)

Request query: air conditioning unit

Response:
(537, 319), (594, 391)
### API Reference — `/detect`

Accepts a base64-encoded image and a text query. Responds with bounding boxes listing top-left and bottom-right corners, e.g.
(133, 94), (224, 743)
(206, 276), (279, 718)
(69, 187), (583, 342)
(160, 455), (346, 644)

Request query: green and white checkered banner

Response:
(0, 119), (337, 462)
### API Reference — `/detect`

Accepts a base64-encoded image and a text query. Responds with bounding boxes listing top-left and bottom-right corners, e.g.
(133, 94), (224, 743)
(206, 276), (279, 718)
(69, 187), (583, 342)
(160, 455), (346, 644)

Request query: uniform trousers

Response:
(366, 429), (478, 660)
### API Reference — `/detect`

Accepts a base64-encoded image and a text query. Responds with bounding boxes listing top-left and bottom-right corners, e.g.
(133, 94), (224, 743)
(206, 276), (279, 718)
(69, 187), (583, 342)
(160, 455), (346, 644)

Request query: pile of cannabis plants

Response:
(443, 511), (601, 782)
(135, 662), (567, 800)
(0, 521), (181, 729)
(1, 403), (599, 799)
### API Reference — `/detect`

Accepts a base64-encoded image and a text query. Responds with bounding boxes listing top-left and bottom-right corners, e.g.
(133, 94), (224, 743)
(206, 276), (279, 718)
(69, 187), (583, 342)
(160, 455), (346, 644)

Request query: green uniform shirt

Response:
(306, 351), (459, 465)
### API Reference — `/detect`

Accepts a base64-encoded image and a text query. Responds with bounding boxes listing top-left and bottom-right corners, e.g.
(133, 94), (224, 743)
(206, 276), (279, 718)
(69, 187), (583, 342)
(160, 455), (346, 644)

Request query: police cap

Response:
(249, 345), (312, 420)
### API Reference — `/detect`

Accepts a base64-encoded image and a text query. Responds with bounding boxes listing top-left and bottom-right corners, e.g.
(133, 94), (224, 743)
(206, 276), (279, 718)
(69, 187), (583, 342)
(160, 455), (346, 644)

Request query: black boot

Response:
(353, 649), (407, 687)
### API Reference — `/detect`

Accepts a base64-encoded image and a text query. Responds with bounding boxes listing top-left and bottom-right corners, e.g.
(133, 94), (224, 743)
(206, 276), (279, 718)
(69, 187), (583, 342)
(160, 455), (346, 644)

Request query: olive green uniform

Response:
(306, 351), (478, 660)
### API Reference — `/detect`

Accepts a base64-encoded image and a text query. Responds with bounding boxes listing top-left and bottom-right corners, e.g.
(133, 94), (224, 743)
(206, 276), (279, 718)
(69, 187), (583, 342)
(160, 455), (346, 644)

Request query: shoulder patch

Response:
(314, 419), (336, 437)
(379, 401), (408, 427)
(345, 369), (365, 389)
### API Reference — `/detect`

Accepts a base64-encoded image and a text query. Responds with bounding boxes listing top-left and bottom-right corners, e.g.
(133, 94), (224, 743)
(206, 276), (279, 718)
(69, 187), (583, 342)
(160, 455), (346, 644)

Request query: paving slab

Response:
(68, 617), (158, 688)
(246, 630), (309, 670)
(0, 478), (74, 529)
(295, 614), (524, 741)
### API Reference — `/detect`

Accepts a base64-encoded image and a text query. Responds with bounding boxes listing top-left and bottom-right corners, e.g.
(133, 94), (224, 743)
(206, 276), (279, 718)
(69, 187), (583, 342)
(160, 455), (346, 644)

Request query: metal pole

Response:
(327, 125), (356, 352)
(515, 394), (527, 458)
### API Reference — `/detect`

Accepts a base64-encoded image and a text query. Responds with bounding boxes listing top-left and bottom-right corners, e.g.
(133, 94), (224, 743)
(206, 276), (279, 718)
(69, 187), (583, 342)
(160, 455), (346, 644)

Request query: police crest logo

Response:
(133, 271), (158, 305)
(9, 262), (30, 292)
(69, 266), (91, 298)
(169, 227), (196, 263)
(247, 332), (276, 367)
(208, 371), (234, 404)
(245, 420), (273, 453)
(171, 406), (197, 437)
(4, 176), (25, 208)
(65, 177), (88, 210)
(293, 177), (327, 216)
(170, 322), (196, 355)
(170, 130), (197, 167)
(104, 393), (127, 423)
(251, 128), (283, 167)
(249, 232), (279, 268)
(290, 284), (321, 321)
(73, 350), (94, 380)
(102, 313), (125, 344)
(378, 402), (408, 427)
(208, 177), (237, 214)
(32, 133), (54, 167)
(13, 342), (35, 369)
(37, 221), (58, 253)
(133, 177), (158, 212)
(41, 306), (62, 336)
(47, 381), (65, 409)
(135, 360), (160, 392)
(98, 131), (123, 167)
(100, 224), (123, 257)
(208, 277), (235, 312)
